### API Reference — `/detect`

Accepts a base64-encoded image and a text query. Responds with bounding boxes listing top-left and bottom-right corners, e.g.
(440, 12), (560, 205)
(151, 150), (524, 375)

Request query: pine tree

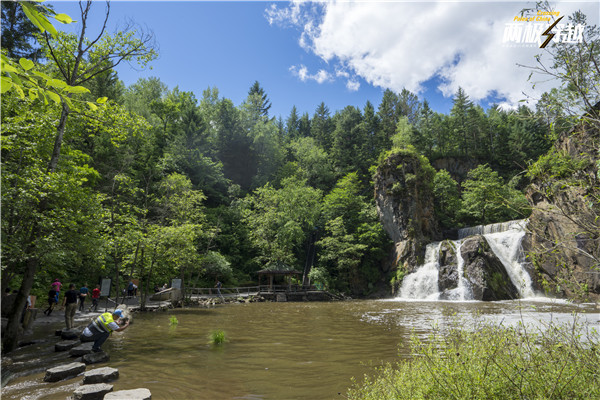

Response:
(247, 80), (272, 118)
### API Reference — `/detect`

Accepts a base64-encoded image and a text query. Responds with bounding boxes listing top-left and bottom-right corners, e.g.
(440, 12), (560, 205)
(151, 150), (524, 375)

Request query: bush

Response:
(348, 318), (599, 400)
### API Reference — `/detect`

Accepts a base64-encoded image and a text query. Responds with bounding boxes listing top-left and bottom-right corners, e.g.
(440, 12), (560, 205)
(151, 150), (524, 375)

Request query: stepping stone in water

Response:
(70, 342), (94, 356)
(81, 351), (110, 365)
(55, 340), (80, 352)
(104, 388), (152, 400)
(43, 361), (86, 382)
(83, 367), (119, 384)
(73, 383), (113, 400)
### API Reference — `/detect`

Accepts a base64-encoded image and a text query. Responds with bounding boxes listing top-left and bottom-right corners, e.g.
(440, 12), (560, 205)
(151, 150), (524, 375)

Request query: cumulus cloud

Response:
(268, 0), (599, 107)
(290, 64), (333, 84)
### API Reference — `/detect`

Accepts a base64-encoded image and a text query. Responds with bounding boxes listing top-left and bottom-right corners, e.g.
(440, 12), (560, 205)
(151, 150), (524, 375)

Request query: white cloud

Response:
(269, 1), (599, 107)
(289, 64), (333, 84)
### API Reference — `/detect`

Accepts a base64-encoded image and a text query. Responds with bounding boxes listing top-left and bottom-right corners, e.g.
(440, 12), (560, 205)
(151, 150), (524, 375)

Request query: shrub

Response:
(348, 318), (599, 400)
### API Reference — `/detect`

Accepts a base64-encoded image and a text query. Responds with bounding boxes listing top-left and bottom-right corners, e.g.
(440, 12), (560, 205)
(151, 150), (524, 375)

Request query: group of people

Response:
(43, 279), (101, 326)
(42, 278), (129, 352)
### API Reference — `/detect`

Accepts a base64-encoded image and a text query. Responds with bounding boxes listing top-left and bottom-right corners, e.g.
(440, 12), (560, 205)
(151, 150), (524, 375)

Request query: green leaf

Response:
(96, 97), (108, 104)
(53, 13), (73, 24)
(1, 62), (19, 73)
(87, 102), (98, 111)
(19, 58), (35, 71)
(0, 77), (13, 94)
(20, 3), (46, 33)
(64, 85), (90, 94)
(14, 84), (25, 99)
(46, 90), (61, 104)
(47, 79), (67, 89)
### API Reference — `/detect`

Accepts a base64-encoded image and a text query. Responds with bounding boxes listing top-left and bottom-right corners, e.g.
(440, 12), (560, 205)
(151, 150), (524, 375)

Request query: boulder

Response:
(150, 288), (182, 302)
(73, 383), (113, 400)
(43, 361), (86, 382)
(438, 240), (459, 292)
(104, 388), (152, 400)
(70, 342), (94, 356)
(55, 340), (80, 352)
(461, 236), (519, 301)
(82, 351), (110, 365)
(83, 367), (119, 384)
(61, 328), (81, 340)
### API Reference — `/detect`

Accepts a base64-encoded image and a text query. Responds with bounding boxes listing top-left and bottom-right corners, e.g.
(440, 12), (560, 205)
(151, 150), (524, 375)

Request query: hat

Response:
(113, 309), (123, 318)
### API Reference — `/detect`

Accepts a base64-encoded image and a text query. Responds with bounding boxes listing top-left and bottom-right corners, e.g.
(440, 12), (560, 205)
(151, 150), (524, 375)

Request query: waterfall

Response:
(483, 221), (535, 298)
(458, 219), (525, 239)
(442, 240), (473, 301)
(398, 242), (442, 300)
(396, 219), (535, 300)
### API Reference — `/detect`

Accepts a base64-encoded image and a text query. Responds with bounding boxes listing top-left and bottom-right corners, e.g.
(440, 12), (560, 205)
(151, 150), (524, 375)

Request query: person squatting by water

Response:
(81, 309), (130, 352)
(62, 284), (78, 329)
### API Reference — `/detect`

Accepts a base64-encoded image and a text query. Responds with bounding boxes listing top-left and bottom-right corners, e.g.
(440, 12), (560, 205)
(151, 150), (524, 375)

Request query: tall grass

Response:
(210, 329), (226, 345)
(348, 318), (599, 400)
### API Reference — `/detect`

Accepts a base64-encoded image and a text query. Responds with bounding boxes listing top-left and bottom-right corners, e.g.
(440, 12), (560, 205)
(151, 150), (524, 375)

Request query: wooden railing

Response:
(185, 284), (321, 298)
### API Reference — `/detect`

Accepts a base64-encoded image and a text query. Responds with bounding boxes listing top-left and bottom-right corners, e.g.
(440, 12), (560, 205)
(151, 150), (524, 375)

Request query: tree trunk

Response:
(47, 104), (69, 173)
(2, 256), (37, 353)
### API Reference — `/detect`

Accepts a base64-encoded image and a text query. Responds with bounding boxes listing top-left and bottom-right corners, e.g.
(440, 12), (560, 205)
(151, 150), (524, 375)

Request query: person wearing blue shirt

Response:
(78, 284), (89, 311)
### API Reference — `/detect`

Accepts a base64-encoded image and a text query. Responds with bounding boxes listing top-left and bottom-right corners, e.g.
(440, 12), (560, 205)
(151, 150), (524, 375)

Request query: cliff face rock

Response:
(374, 150), (440, 274)
(524, 118), (600, 301)
(431, 157), (481, 184)
(438, 240), (459, 292)
(461, 236), (519, 301)
(437, 237), (519, 301)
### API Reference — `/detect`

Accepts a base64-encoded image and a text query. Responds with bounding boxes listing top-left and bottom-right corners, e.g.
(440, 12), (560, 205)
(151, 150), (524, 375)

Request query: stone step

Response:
(55, 340), (80, 352)
(44, 361), (86, 382)
(73, 383), (113, 400)
(104, 388), (151, 400)
(83, 367), (119, 384)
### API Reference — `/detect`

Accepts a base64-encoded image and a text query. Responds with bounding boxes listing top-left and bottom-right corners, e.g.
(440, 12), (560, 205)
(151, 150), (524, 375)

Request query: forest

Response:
(0, 1), (556, 298)
(2, 1), (598, 353)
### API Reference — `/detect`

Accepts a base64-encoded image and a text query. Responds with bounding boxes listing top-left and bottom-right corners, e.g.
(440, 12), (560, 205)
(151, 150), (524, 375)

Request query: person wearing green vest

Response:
(81, 309), (130, 352)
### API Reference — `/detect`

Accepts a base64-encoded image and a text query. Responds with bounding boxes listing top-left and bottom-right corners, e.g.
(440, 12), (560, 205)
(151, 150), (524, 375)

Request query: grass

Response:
(169, 316), (178, 327)
(348, 316), (600, 400)
(210, 329), (226, 345)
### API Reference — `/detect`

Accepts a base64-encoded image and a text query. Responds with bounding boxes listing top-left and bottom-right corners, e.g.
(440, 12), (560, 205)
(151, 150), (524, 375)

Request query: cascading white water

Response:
(442, 240), (473, 301)
(398, 242), (442, 300)
(396, 219), (536, 300)
(483, 221), (535, 298)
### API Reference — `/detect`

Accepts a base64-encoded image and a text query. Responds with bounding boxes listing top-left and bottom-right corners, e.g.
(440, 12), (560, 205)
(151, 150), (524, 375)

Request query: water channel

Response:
(2, 299), (599, 400)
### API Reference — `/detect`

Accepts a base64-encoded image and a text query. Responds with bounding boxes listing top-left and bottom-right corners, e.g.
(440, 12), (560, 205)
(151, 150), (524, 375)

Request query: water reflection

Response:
(2, 300), (598, 400)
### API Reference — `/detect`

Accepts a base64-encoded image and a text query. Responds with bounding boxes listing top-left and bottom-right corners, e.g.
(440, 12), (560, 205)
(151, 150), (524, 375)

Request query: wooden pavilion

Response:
(257, 268), (302, 292)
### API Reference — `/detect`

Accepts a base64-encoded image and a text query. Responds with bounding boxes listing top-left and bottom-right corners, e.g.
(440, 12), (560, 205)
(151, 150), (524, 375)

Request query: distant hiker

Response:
(127, 281), (134, 297)
(62, 284), (78, 329)
(51, 278), (62, 304)
(215, 280), (224, 299)
(78, 284), (89, 311)
(43, 286), (57, 315)
(89, 284), (100, 312)
(81, 309), (130, 352)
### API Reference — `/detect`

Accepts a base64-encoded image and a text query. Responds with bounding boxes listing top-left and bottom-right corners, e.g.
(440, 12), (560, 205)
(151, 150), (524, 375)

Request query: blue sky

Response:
(52, 1), (599, 120)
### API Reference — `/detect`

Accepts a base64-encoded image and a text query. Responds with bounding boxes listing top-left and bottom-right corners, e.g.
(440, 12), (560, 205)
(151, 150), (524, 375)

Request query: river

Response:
(2, 299), (598, 399)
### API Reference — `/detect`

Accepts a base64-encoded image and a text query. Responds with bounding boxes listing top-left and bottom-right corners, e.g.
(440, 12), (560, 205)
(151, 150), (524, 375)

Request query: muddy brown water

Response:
(2, 299), (598, 399)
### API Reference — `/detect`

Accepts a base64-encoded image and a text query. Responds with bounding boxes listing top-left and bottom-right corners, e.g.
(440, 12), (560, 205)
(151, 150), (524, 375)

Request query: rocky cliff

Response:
(524, 115), (600, 301)
(373, 150), (440, 279)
